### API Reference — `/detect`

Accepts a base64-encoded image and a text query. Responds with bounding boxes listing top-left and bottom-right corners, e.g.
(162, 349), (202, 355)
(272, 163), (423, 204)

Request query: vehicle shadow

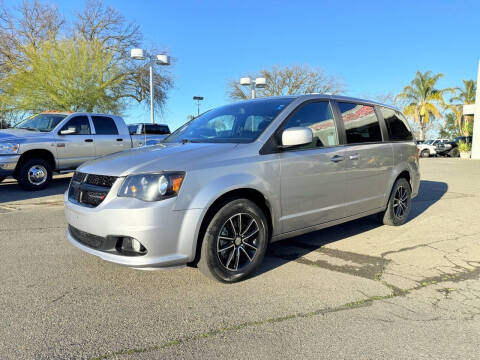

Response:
(0, 176), (71, 204)
(254, 180), (448, 278)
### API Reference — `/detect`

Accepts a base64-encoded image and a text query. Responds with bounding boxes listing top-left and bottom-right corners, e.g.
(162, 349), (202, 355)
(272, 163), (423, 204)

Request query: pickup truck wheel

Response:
(17, 158), (52, 190)
(377, 178), (412, 226)
(420, 149), (430, 158)
(198, 199), (269, 283)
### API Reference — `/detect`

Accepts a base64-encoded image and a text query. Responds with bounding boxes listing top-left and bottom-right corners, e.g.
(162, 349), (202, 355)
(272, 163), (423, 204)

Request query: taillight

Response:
(417, 147), (420, 160)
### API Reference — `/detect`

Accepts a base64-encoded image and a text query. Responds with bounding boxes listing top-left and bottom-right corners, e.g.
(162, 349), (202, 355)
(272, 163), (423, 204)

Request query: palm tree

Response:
(449, 79), (476, 136)
(395, 71), (450, 140)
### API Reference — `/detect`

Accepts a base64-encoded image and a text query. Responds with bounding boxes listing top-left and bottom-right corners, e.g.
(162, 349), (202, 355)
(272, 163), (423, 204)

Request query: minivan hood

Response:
(78, 142), (239, 177)
(0, 128), (49, 141)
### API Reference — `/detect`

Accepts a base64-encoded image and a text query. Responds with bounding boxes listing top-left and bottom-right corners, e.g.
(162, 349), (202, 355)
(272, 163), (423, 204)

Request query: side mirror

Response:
(59, 127), (77, 135)
(281, 127), (313, 147)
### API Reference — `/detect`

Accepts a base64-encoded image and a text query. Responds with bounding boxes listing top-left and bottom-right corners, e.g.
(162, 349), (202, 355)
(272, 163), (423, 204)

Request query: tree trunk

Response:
(419, 116), (426, 140)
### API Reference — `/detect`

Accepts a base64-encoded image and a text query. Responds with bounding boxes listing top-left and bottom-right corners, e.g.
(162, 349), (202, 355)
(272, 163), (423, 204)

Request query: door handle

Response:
(349, 153), (360, 161)
(330, 155), (345, 163)
(116, 138), (123, 142)
(84, 139), (93, 143)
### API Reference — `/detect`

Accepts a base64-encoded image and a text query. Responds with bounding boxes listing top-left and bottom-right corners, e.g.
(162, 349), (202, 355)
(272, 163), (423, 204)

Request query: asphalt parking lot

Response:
(1, 159), (480, 360)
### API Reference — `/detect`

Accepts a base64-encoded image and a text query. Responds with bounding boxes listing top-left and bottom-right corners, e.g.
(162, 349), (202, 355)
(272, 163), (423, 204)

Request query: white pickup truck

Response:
(0, 112), (167, 190)
(417, 138), (450, 158)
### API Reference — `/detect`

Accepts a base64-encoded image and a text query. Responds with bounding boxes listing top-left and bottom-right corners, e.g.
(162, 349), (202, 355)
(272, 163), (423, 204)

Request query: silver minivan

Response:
(65, 95), (420, 283)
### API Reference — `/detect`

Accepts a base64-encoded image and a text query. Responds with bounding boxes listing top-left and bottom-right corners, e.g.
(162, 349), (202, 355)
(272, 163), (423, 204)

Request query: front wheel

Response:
(17, 158), (52, 190)
(198, 199), (269, 283)
(420, 149), (430, 158)
(377, 178), (412, 226)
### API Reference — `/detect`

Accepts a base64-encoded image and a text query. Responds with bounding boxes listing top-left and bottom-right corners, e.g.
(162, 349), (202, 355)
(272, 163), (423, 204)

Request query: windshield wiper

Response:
(17, 126), (39, 132)
(181, 139), (199, 144)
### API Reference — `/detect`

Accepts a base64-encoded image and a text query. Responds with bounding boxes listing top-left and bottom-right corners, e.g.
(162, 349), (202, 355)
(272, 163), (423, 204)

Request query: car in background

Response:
(436, 141), (460, 157)
(0, 112), (168, 189)
(128, 123), (171, 146)
(65, 95), (420, 283)
(417, 138), (450, 157)
(454, 136), (472, 144)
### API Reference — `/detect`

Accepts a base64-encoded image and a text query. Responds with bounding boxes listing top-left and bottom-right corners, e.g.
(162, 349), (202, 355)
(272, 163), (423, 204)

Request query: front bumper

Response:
(0, 155), (19, 176)
(64, 186), (203, 269)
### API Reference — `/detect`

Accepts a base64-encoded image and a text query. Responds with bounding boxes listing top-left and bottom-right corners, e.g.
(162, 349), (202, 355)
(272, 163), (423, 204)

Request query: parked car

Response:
(128, 123), (170, 141)
(417, 138), (450, 157)
(436, 141), (460, 157)
(65, 95), (420, 283)
(454, 136), (472, 144)
(0, 112), (167, 189)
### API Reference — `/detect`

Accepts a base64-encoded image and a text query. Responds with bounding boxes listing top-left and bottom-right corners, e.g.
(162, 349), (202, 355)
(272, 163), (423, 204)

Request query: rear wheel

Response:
(448, 148), (460, 157)
(17, 158), (52, 190)
(198, 199), (269, 283)
(377, 178), (412, 226)
(420, 149), (430, 158)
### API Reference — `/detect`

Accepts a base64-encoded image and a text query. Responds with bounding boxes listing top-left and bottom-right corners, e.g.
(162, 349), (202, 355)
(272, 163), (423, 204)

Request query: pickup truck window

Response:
(92, 116), (119, 135)
(60, 116), (91, 135)
(145, 124), (170, 135)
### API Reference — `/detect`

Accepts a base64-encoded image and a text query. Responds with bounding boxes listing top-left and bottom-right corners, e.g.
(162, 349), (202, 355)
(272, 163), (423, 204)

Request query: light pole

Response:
(130, 48), (170, 124)
(193, 96), (204, 116)
(239, 77), (266, 99)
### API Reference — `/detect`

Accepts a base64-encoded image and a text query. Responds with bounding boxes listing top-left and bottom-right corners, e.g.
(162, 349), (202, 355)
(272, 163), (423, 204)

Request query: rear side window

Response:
(60, 116), (91, 135)
(380, 107), (413, 141)
(92, 116), (119, 135)
(281, 101), (338, 148)
(338, 102), (382, 144)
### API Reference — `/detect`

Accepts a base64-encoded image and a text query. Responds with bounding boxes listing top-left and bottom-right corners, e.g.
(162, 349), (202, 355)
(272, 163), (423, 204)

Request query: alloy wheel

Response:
(393, 185), (408, 219)
(216, 213), (259, 271)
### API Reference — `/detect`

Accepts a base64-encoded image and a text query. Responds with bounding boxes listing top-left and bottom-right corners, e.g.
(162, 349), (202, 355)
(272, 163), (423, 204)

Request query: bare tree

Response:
(227, 65), (344, 100)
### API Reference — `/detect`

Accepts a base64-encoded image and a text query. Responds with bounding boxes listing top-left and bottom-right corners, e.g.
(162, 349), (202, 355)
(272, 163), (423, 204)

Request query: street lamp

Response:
(131, 48), (170, 124)
(193, 96), (204, 116)
(240, 77), (266, 99)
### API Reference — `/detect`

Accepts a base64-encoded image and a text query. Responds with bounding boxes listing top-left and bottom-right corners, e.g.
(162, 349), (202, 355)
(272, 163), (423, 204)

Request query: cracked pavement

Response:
(1, 159), (480, 359)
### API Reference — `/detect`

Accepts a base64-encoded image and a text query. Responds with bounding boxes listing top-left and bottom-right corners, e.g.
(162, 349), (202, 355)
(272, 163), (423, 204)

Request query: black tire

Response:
(448, 148), (460, 158)
(198, 199), (269, 283)
(420, 149), (430, 158)
(17, 158), (52, 190)
(377, 178), (412, 226)
(0, 176), (5, 183)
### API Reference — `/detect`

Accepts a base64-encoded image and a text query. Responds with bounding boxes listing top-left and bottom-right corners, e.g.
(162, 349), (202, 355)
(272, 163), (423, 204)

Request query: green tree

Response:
(1, 39), (127, 113)
(439, 112), (461, 139)
(227, 65), (344, 100)
(395, 71), (451, 140)
(449, 79), (476, 136)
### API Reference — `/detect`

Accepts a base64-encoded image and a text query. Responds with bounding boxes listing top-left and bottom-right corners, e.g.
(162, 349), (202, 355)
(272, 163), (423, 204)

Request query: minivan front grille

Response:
(69, 172), (118, 207)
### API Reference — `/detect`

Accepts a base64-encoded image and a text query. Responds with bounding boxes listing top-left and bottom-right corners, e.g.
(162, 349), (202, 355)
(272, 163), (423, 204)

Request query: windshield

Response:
(15, 113), (67, 132)
(424, 140), (434, 145)
(164, 98), (294, 144)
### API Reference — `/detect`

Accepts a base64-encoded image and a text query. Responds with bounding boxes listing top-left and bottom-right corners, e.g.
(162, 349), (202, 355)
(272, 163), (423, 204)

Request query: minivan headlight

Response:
(118, 172), (185, 202)
(0, 143), (20, 155)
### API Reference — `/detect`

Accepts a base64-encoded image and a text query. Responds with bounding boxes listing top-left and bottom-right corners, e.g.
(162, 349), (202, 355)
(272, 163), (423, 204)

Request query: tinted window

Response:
(145, 124), (170, 135)
(338, 102), (382, 144)
(60, 116), (91, 135)
(380, 107), (413, 141)
(128, 124), (140, 135)
(282, 101), (338, 148)
(92, 116), (119, 135)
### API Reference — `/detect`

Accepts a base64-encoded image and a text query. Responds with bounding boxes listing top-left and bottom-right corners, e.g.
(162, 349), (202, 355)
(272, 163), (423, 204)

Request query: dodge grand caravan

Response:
(65, 95), (420, 283)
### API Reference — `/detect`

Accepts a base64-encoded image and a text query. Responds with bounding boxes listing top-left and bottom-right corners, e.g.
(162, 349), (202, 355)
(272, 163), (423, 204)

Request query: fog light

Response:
(117, 237), (146, 255)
